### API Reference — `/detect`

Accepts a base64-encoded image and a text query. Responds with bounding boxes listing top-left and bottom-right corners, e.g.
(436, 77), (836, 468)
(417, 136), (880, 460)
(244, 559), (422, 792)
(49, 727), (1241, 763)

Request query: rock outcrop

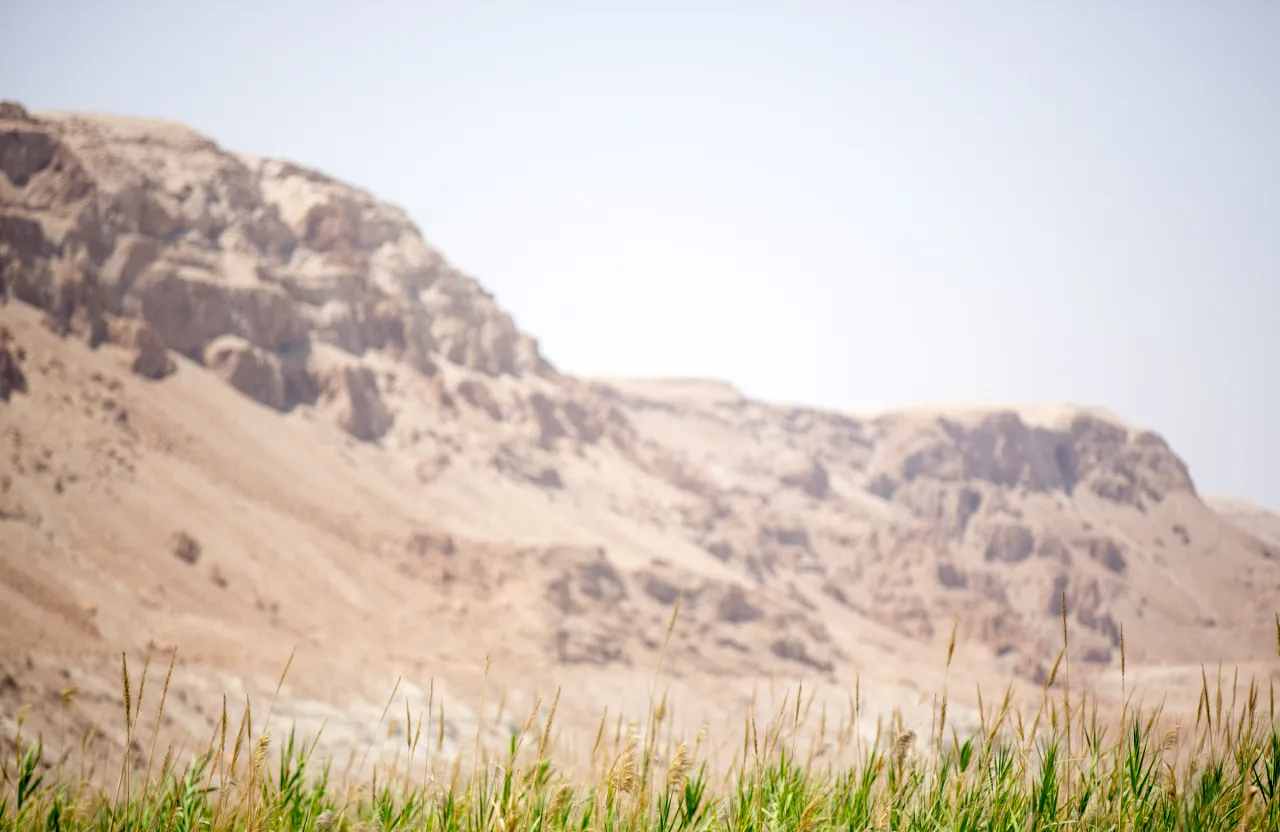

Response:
(203, 335), (285, 410)
(780, 456), (830, 499)
(316, 359), (394, 442)
(0, 101), (550, 438)
(108, 316), (176, 380)
(0, 325), (27, 401)
(864, 409), (1196, 513)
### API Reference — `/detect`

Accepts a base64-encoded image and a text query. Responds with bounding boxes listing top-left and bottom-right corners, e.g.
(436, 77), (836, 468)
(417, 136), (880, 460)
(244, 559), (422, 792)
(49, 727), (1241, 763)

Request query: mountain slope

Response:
(2, 100), (1278, 771)
(1206, 495), (1280, 550)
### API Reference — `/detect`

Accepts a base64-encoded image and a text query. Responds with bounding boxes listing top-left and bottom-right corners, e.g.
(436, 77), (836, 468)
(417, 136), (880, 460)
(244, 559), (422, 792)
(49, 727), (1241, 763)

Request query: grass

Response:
(2, 604), (1279, 831)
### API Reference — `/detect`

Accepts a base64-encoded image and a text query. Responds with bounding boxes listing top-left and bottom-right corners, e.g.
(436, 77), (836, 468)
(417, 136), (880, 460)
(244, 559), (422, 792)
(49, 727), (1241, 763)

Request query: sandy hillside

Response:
(2, 99), (1278, 777)
(1207, 495), (1280, 550)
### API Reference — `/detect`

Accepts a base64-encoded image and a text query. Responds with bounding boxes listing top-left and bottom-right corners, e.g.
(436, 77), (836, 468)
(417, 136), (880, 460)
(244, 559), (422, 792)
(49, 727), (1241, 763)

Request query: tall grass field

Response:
(3, 605), (1279, 831)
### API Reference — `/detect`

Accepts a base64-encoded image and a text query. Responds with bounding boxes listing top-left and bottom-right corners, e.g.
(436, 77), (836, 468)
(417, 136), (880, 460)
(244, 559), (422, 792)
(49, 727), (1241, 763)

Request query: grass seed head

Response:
(609, 735), (639, 796)
(892, 730), (915, 770)
(665, 741), (691, 792)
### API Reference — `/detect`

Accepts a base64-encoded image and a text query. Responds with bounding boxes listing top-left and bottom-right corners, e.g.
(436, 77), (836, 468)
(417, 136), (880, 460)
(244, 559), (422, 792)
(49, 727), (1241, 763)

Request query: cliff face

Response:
(3, 100), (1278, 770)
(587, 382), (1276, 681)
(1, 102), (548, 440)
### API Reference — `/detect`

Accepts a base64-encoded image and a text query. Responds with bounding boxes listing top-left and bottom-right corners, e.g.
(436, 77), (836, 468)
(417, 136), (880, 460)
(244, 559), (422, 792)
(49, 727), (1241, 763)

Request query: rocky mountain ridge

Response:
(2, 100), (1278, 770)
(1, 101), (548, 435)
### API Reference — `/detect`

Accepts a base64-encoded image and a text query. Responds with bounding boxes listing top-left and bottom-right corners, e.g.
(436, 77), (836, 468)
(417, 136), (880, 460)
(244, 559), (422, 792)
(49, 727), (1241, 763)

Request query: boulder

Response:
(0, 327), (27, 402)
(203, 335), (285, 411)
(108, 316), (176, 380)
(316, 362), (393, 441)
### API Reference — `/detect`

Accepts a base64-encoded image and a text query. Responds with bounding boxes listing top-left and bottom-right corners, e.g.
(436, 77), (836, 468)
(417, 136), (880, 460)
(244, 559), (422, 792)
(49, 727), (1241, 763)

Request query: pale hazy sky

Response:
(3, 2), (1278, 510)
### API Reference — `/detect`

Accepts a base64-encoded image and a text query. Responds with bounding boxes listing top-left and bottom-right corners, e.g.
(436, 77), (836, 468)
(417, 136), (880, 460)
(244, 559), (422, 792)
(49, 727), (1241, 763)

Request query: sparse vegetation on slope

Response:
(4, 612), (1279, 831)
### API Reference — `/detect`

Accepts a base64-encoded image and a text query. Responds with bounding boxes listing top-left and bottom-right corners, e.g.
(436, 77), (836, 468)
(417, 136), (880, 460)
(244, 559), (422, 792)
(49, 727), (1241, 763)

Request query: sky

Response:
(3, 1), (1279, 510)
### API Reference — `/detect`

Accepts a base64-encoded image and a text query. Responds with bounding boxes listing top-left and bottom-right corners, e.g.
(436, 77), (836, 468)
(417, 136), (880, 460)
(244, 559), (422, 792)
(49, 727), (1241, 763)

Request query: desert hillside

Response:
(2, 99), (1278, 773)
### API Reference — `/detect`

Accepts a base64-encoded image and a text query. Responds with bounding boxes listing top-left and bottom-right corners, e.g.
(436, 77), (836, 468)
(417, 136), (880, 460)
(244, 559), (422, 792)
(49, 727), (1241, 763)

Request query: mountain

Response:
(2, 100), (1278, 772)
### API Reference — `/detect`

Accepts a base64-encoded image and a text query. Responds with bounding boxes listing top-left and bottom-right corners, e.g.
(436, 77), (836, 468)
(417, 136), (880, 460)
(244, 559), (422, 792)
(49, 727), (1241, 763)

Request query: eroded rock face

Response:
(316, 362), (393, 442)
(131, 325), (175, 380)
(1068, 419), (1195, 507)
(0, 326), (27, 401)
(0, 101), (553, 439)
(131, 262), (306, 356)
(107, 316), (176, 380)
(781, 457), (830, 499)
(204, 335), (285, 411)
(457, 378), (504, 421)
(866, 409), (1196, 515)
